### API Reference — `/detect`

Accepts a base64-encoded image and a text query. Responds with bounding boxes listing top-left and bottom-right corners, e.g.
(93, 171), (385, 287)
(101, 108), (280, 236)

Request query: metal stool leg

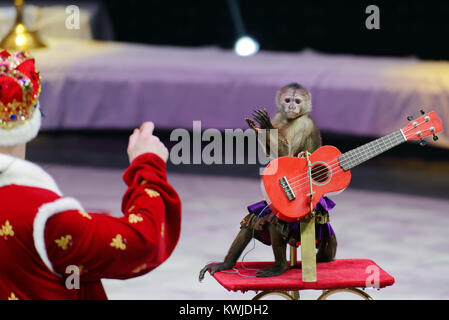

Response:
(317, 288), (373, 300)
(252, 246), (302, 300)
(252, 291), (300, 300)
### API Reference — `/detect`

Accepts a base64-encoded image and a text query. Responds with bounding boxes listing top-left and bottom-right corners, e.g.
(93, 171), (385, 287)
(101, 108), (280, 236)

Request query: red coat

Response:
(0, 153), (181, 300)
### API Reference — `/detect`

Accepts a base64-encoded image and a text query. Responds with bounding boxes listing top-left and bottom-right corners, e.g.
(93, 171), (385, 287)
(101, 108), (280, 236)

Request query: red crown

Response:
(0, 50), (41, 129)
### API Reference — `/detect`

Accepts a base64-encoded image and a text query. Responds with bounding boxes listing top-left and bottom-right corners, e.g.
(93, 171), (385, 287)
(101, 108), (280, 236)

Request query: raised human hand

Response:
(127, 121), (169, 163)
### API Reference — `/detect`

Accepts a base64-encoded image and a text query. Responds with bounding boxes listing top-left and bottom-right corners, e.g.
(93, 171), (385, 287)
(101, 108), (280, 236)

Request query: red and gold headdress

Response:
(0, 49), (41, 146)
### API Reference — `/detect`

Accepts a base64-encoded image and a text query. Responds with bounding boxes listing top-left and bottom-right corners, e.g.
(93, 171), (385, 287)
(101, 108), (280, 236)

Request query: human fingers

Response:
(139, 121), (155, 136)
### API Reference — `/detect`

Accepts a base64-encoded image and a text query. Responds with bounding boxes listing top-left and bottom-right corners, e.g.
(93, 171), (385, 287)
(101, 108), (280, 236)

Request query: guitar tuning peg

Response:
(420, 109), (425, 115)
(407, 115), (414, 121)
(419, 139), (427, 146)
(433, 135), (439, 141)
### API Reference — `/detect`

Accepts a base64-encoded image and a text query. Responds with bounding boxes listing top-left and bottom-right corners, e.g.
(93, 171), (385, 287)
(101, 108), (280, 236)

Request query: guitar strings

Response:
(216, 204), (270, 278)
(287, 130), (401, 186)
(286, 123), (428, 186)
(287, 124), (426, 186)
(286, 136), (395, 186)
(288, 135), (392, 189)
(289, 126), (431, 192)
(284, 126), (429, 193)
(290, 137), (396, 191)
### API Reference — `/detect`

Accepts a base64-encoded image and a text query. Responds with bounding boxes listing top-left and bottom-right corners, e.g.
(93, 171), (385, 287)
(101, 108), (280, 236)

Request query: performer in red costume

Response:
(0, 50), (182, 300)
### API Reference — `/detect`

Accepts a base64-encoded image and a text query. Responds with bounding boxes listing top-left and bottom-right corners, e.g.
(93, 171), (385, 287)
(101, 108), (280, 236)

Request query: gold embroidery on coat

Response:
(0, 220), (14, 239)
(110, 234), (126, 250)
(55, 235), (73, 250)
(78, 265), (86, 275)
(8, 292), (18, 300)
(129, 214), (143, 224)
(161, 222), (165, 237)
(132, 263), (147, 274)
(145, 188), (160, 198)
(78, 210), (92, 220)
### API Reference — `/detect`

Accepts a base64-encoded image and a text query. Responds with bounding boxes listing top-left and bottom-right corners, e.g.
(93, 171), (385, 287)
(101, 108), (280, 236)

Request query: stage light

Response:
(227, 0), (259, 56)
(234, 36), (259, 56)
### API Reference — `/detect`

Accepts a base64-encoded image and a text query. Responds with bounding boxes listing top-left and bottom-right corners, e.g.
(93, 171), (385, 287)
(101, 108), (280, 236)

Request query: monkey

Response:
(246, 82), (322, 158)
(199, 83), (337, 281)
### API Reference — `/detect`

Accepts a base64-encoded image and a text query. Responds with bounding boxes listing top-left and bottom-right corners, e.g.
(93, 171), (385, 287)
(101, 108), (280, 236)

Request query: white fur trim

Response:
(0, 102), (42, 147)
(33, 197), (84, 276)
(0, 153), (62, 195)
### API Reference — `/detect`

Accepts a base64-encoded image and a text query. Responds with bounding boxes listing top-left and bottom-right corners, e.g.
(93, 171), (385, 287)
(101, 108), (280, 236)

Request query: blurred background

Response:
(1, 0), (449, 299)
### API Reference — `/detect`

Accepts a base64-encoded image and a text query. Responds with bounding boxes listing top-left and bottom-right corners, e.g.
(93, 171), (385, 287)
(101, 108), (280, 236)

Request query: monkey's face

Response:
(278, 89), (308, 119)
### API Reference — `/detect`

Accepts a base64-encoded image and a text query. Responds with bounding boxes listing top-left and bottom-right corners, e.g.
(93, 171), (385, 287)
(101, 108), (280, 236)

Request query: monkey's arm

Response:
(289, 118), (321, 156)
(259, 130), (289, 158)
(303, 118), (322, 154)
(255, 223), (288, 277)
(199, 227), (253, 282)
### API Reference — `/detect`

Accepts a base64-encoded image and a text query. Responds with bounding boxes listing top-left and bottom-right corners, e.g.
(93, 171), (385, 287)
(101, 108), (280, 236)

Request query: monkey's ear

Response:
(303, 98), (312, 113)
(275, 89), (283, 109)
(298, 88), (311, 98)
(300, 89), (312, 113)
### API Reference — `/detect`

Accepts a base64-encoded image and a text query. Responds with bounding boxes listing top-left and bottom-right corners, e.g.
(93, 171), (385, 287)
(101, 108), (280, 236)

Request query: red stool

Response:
(212, 259), (395, 300)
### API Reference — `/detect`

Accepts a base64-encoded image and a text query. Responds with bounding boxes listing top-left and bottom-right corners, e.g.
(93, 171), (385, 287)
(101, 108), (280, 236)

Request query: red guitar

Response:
(261, 111), (443, 222)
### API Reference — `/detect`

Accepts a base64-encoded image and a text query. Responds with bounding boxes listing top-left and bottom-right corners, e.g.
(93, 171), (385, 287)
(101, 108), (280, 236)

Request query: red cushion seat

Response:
(212, 259), (395, 293)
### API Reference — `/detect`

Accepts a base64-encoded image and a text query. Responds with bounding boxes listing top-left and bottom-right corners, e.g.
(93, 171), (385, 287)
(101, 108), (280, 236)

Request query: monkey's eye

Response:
(284, 98), (291, 103)
(295, 99), (301, 104)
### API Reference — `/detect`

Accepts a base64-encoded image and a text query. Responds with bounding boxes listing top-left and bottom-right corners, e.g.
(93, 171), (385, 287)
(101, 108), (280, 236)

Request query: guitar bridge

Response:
(279, 176), (296, 201)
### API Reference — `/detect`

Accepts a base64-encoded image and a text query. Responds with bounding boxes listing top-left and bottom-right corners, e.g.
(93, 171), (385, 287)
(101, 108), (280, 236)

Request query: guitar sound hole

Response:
(311, 164), (329, 183)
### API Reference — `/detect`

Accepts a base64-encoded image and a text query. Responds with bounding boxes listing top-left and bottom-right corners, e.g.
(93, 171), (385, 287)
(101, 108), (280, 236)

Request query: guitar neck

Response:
(338, 130), (406, 171)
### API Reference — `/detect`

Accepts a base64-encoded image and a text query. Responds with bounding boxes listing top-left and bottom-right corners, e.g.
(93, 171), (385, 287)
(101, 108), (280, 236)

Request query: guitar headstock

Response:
(401, 110), (443, 144)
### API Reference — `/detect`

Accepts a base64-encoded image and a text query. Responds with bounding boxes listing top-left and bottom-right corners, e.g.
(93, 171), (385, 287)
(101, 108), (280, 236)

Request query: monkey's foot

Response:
(199, 262), (233, 282)
(316, 255), (334, 263)
(256, 264), (288, 278)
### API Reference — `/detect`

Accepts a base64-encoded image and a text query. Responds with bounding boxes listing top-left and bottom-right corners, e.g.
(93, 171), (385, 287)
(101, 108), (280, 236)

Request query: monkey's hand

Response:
(199, 262), (233, 282)
(252, 108), (274, 129)
(256, 263), (288, 278)
(245, 118), (260, 131)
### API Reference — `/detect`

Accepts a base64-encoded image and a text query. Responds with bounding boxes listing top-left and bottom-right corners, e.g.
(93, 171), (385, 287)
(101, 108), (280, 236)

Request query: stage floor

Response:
(40, 163), (449, 300)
